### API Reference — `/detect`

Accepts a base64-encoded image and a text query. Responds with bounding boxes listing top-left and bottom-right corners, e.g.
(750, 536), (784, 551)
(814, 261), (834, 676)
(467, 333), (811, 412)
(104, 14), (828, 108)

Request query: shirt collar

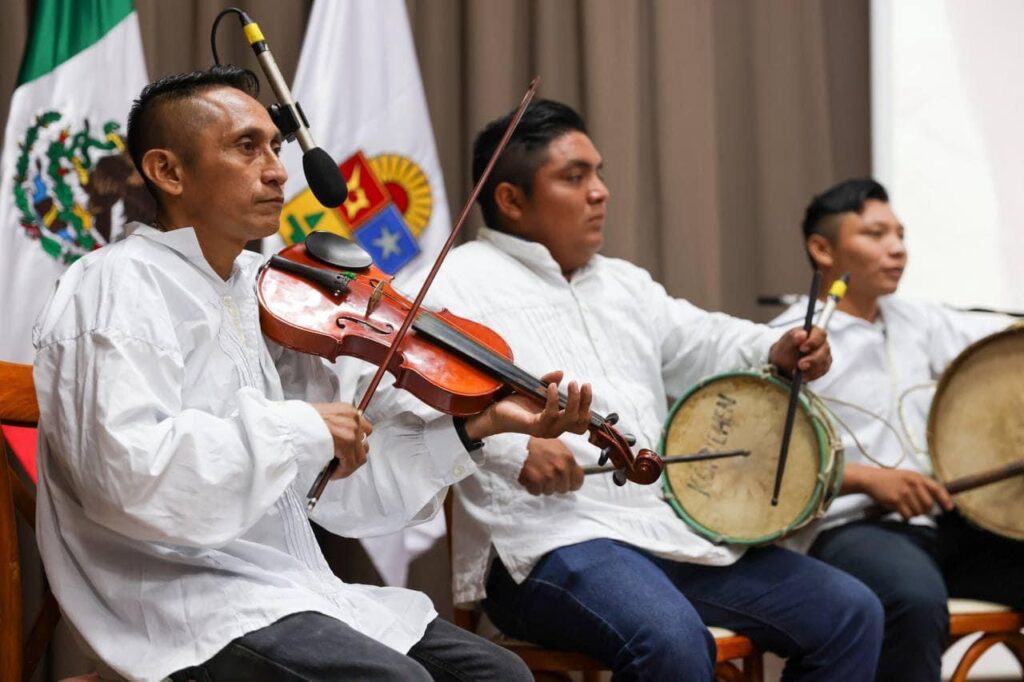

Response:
(475, 226), (596, 282)
(128, 222), (243, 285)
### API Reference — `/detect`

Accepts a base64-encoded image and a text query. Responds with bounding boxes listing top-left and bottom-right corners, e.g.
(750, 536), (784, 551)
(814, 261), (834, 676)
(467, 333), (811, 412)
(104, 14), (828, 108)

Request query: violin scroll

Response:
(588, 423), (663, 486)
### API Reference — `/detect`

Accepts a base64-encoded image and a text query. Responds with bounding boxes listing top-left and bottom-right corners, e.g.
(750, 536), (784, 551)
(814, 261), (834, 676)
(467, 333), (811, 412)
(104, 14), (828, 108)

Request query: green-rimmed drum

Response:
(660, 371), (843, 545)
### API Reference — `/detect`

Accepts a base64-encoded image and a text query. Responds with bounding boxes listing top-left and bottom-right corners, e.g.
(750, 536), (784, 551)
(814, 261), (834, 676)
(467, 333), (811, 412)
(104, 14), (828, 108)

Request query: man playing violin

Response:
(772, 178), (1024, 682)
(30, 67), (595, 682)
(409, 99), (884, 680)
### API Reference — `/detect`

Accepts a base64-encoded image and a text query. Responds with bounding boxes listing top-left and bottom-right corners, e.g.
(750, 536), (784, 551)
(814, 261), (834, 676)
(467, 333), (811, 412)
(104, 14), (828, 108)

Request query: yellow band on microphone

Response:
(243, 22), (265, 45)
(828, 278), (848, 300)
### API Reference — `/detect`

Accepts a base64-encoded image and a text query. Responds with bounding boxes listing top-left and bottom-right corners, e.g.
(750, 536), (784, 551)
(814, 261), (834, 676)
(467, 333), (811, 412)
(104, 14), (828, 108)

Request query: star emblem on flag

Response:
(279, 150), (431, 275)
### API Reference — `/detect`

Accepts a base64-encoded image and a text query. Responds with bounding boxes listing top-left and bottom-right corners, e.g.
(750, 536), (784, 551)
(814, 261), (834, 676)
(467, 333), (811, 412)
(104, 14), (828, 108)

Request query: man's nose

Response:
(589, 178), (609, 203)
(888, 235), (907, 257)
(264, 151), (288, 186)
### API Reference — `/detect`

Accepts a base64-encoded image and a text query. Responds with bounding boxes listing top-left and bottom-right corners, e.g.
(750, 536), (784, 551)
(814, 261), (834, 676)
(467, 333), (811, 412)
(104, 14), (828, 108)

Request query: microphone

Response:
(237, 11), (348, 208)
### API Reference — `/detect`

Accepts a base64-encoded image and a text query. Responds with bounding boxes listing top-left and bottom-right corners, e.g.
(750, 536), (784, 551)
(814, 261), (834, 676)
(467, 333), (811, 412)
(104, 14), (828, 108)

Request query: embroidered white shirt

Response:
(400, 227), (779, 606)
(33, 224), (474, 682)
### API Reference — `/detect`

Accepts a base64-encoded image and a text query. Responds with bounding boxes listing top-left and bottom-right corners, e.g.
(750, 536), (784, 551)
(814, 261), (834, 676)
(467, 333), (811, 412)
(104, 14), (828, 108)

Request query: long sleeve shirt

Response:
(406, 227), (779, 606)
(771, 296), (1009, 534)
(32, 224), (475, 682)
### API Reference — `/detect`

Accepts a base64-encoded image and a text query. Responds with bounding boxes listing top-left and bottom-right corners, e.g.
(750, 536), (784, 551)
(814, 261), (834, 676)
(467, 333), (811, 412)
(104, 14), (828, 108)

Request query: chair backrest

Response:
(1, 361), (36, 681)
(0, 361), (39, 426)
(1, 430), (23, 682)
(0, 360), (58, 682)
(442, 491), (481, 631)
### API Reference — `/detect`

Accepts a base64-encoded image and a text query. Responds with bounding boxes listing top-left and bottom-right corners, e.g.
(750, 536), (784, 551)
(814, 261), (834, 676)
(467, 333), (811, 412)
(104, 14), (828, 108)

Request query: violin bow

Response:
(306, 77), (541, 511)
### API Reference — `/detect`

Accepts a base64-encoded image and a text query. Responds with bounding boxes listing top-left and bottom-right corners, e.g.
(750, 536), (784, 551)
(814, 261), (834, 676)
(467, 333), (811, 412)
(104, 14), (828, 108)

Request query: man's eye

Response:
(568, 174), (583, 183)
(272, 146), (282, 157)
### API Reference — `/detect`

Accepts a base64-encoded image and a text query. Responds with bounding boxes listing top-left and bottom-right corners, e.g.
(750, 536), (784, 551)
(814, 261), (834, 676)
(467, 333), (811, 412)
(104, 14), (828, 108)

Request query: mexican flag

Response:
(0, 0), (149, 364)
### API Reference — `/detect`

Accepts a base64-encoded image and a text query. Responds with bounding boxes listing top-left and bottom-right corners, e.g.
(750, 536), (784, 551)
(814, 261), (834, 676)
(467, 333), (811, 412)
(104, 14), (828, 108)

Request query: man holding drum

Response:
(411, 100), (883, 680)
(775, 178), (1024, 682)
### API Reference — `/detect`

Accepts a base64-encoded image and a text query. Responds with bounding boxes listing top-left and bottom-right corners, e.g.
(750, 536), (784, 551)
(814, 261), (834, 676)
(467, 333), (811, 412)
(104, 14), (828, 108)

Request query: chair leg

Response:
(744, 652), (764, 682)
(950, 632), (1024, 682)
(713, 661), (744, 682)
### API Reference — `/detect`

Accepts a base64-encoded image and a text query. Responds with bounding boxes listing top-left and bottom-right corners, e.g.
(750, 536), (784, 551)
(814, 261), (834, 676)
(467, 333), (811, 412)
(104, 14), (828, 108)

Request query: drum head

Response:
(661, 374), (829, 545)
(929, 327), (1024, 540)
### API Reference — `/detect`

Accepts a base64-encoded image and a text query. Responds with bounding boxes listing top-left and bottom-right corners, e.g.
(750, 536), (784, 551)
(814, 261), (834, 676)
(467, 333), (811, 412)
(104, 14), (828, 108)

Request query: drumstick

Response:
(583, 449), (750, 476)
(863, 459), (1024, 520)
(770, 271), (822, 505)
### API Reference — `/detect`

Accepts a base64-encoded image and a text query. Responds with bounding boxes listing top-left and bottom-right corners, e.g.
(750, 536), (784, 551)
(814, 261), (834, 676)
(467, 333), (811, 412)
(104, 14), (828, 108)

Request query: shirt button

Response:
(453, 466), (465, 477)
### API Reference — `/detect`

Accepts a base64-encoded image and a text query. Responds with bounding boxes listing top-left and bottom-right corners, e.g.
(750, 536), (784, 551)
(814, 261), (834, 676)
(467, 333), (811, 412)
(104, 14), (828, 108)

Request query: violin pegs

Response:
(605, 412), (619, 426)
(598, 446), (613, 467)
(613, 468), (628, 486)
(624, 433), (636, 447)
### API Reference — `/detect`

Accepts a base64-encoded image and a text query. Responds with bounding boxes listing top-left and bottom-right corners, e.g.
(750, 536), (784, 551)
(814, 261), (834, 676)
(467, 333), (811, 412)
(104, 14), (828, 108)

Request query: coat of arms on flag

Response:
(11, 112), (151, 264)
(279, 150), (431, 275)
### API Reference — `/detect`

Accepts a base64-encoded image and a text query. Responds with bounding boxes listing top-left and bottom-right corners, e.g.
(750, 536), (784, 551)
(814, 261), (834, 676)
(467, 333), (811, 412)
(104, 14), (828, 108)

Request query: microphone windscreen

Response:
(303, 147), (348, 208)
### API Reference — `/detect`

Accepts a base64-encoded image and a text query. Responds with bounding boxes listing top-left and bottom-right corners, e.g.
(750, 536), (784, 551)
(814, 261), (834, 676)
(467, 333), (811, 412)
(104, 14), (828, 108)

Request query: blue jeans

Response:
(810, 512), (1024, 682)
(484, 540), (883, 682)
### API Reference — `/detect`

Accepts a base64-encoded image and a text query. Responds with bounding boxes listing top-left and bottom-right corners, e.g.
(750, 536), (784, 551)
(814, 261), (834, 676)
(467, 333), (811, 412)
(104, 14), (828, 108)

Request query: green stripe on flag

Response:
(17, 0), (135, 86)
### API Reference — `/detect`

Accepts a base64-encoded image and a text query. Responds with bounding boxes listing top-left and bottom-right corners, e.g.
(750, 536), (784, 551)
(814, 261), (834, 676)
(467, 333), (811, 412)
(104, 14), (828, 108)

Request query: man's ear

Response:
(806, 234), (835, 270)
(493, 181), (526, 229)
(141, 148), (185, 200)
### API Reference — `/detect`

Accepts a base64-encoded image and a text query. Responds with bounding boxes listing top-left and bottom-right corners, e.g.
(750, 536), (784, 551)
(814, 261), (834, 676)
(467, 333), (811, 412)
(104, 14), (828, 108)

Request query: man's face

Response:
(515, 131), (609, 275)
(178, 86), (286, 241)
(831, 199), (908, 297)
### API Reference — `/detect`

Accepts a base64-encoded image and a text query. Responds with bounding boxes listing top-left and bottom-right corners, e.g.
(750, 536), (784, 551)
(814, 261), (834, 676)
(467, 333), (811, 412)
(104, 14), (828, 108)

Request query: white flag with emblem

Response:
(274, 0), (450, 587)
(0, 0), (150, 362)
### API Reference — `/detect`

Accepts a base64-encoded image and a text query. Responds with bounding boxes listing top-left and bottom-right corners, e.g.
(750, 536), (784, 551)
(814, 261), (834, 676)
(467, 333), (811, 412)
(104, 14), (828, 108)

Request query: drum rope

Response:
(813, 394), (908, 469)
(896, 382), (937, 474)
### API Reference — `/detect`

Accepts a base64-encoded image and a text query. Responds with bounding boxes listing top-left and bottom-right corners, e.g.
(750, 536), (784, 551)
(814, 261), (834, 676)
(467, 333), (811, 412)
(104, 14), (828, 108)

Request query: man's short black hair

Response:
(126, 65), (260, 200)
(802, 178), (889, 241)
(801, 178), (889, 268)
(472, 99), (588, 230)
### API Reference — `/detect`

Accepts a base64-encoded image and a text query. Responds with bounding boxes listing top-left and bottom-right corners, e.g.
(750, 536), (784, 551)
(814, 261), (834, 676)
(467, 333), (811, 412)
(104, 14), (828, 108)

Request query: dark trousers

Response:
(169, 612), (531, 681)
(809, 511), (1024, 682)
(484, 539), (883, 682)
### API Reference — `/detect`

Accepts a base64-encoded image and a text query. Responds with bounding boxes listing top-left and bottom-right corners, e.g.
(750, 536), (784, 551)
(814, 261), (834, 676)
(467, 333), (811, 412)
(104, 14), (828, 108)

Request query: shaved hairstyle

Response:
(126, 65), (260, 204)
(472, 99), (588, 231)
(802, 178), (890, 267)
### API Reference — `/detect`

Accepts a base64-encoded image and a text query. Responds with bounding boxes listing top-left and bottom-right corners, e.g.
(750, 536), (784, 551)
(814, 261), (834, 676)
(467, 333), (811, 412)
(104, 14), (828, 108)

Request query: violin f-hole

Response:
(337, 315), (394, 335)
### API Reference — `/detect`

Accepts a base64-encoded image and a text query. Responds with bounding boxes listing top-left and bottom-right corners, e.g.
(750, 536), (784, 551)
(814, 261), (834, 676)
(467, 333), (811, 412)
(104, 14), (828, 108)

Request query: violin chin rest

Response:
(305, 230), (374, 270)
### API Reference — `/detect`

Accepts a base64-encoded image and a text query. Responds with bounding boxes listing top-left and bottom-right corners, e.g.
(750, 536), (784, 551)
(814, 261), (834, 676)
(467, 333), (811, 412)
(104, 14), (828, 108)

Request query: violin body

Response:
(258, 241), (515, 416)
(259, 233), (662, 486)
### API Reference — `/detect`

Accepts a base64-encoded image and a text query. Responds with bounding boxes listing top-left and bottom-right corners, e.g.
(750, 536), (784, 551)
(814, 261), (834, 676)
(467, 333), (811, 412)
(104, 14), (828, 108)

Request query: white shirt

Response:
(771, 296), (1009, 534)
(33, 224), (475, 682)
(408, 227), (778, 606)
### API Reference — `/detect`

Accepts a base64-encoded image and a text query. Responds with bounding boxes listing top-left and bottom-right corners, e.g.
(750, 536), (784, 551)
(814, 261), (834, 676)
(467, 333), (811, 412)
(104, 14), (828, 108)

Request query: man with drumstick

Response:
(774, 178), (1024, 682)
(399, 99), (883, 680)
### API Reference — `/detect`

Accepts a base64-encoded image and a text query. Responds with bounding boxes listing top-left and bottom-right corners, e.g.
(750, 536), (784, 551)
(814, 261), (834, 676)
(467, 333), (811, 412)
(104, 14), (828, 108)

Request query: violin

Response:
(256, 230), (664, 488)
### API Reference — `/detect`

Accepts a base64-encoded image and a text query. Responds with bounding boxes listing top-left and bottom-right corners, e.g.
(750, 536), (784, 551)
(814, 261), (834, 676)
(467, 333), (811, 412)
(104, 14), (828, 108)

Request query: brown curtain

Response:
(2, 0), (869, 314)
(2, 1), (869, 678)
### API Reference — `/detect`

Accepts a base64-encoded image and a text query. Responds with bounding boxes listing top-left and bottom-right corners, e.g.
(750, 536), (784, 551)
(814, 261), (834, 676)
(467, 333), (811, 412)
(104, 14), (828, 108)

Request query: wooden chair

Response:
(1, 360), (97, 682)
(442, 493), (763, 681)
(946, 598), (1024, 682)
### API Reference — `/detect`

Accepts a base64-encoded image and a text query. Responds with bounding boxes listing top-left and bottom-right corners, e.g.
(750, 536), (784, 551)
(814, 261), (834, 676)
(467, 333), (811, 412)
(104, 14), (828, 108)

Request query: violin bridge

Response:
(365, 281), (385, 317)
